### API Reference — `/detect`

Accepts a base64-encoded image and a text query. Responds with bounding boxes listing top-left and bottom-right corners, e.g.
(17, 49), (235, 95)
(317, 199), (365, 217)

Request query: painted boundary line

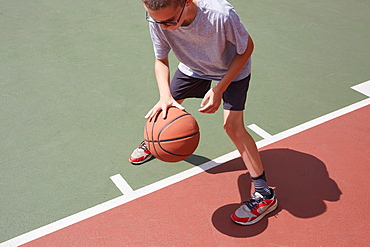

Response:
(248, 124), (272, 139)
(110, 174), (134, 195)
(1, 81), (369, 247)
(352, 80), (370, 97)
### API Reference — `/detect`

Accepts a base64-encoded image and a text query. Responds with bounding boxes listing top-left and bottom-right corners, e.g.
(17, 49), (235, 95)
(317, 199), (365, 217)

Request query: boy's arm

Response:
(199, 35), (254, 113)
(145, 57), (184, 119)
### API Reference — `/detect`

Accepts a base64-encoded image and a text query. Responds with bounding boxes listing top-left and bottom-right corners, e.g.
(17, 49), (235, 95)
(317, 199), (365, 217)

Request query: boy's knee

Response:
(223, 121), (239, 137)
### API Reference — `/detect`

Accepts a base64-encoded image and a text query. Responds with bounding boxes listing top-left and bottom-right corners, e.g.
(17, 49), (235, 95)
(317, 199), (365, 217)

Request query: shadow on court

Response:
(208, 148), (342, 238)
(184, 154), (212, 166)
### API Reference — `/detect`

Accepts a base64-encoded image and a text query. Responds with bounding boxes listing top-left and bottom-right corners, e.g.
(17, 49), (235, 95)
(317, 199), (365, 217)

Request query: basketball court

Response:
(1, 0), (369, 246)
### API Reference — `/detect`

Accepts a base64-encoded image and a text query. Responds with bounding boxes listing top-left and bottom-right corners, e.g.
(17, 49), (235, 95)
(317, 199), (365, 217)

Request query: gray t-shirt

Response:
(149, 0), (251, 81)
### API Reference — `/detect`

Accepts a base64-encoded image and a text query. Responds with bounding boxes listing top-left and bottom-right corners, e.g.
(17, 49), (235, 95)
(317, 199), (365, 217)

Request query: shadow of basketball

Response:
(184, 154), (212, 166)
(210, 148), (342, 238)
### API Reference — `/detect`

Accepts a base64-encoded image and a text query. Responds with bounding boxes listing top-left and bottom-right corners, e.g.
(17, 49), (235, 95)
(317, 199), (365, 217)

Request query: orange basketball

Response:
(144, 107), (200, 162)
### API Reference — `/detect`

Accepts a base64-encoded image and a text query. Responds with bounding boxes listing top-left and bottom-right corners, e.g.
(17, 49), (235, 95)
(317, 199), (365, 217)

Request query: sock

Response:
(251, 171), (272, 198)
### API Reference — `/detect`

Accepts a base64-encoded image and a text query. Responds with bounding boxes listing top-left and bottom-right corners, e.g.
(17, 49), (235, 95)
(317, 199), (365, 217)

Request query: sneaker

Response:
(231, 188), (278, 225)
(129, 141), (153, 164)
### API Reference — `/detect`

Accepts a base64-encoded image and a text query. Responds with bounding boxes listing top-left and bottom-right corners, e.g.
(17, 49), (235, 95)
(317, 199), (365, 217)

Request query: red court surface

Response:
(22, 105), (370, 246)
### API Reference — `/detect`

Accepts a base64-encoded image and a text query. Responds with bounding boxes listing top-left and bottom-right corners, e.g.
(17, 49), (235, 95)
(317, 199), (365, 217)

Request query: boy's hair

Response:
(142, 0), (184, 10)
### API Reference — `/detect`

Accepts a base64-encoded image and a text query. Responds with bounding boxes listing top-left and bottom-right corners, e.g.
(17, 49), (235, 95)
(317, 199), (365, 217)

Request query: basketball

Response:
(144, 107), (200, 162)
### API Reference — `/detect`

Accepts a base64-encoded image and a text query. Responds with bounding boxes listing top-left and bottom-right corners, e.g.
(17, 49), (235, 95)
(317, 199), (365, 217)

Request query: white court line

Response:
(351, 81), (370, 97)
(352, 80), (370, 97)
(1, 80), (370, 247)
(248, 124), (272, 139)
(110, 174), (134, 195)
(255, 98), (370, 149)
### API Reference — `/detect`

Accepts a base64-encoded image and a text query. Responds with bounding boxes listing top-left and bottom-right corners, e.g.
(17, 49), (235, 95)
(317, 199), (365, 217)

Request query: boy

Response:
(130, 0), (278, 225)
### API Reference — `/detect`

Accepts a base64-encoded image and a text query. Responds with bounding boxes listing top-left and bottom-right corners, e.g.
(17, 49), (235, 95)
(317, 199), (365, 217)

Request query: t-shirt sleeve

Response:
(224, 9), (249, 55)
(149, 24), (171, 59)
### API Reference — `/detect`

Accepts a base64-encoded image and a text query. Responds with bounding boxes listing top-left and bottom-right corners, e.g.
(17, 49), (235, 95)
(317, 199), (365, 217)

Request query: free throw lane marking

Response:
(1, 80), (370, 247)
(247, 124), (272, 139)
(110, 174), (134, 195)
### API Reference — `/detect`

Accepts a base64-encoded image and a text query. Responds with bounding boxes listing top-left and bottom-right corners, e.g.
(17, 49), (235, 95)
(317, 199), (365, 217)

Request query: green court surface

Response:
(1, 0), (369, 243)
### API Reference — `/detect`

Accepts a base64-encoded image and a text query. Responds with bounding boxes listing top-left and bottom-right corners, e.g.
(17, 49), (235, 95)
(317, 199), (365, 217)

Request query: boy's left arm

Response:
(199, 35), (254, 113)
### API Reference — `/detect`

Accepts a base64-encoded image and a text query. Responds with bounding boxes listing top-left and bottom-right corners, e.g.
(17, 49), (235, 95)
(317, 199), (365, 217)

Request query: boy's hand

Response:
(198, 87), (222, 114)
(145, 97), (185, 120)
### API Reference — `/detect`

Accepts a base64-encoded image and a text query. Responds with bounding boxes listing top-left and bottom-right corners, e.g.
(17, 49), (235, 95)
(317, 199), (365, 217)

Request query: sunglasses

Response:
(145, 0), (187, 26)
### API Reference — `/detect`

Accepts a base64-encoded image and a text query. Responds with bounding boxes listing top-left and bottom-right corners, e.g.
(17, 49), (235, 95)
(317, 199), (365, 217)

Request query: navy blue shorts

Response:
(170, 69), (250, 111)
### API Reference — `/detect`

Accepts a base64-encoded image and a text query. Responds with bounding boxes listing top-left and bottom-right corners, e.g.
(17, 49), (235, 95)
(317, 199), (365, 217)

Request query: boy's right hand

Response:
(145, 97), (185, 120)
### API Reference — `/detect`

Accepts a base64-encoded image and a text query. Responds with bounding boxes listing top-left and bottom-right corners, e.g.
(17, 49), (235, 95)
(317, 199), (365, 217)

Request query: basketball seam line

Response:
(158, 132), (200, 157)
(144, 131), (200, 143)
(157, 113), (191, 140)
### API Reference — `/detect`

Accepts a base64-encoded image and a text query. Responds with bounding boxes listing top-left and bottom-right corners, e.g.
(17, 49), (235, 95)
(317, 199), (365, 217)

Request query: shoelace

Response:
(139, 142), (148, 151)
(244, 193), (264, 210)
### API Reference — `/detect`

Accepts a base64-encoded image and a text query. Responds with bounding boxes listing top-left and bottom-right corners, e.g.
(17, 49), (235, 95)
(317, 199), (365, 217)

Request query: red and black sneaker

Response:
(231, 188), (278, 225)
(129, 141), (153, 164)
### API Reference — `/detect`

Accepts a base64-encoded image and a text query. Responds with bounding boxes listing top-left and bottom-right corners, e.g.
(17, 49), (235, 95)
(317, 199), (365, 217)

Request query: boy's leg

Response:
(223, 110), (263, 178)
(222, 75), (263, 178)
(223, 109), (278, 225)
(222, 74), (278, 225)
